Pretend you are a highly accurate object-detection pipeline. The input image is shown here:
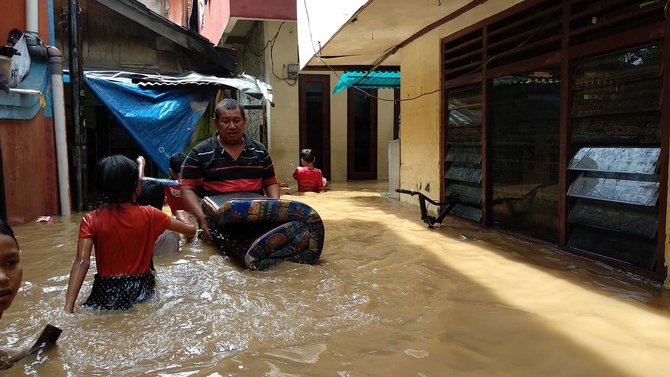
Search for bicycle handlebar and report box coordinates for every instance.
[395,188,447,206]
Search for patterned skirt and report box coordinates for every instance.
[82,273,155,311]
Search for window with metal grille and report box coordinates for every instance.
[445,85,482,222]
[567,43,662,270]
[569,0,665,46]
[486,0,562,70]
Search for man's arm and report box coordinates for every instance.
[181,185,211,241]
[265,183,280,199]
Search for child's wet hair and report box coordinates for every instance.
[0,218,17,246]
[300,149,315,163]
[95,155,139,206]
[137,181,164,210]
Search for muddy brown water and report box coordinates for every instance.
[3,181,670,376]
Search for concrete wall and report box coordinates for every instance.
[264,21,300,185]
[263,21,396,188]
[397,1,524,202]
[329,72,347,182]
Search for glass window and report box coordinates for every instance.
[567,43,662,270]
[445,85,482,222]
[489,69,560,242]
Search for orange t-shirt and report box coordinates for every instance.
[79,203,171,276]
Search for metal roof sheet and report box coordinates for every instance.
[332,71,400,94]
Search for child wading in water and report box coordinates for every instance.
[64,155,196,313]
[293,149,327,193]
[0,219,29,368]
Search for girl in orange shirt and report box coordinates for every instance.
[65,155,196,313]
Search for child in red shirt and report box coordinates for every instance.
[64,155,196,313]
[293,149,327,192]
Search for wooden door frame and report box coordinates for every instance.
[347,87,378,180]
[298,74,331,179]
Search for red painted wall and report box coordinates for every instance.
[230,0,296,21]
[0,111,59,225]
[200,0,230,45]
[0,1,58,225]
[169,0,187,27]
[0,0,51,46]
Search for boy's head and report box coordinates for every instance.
[169,152,186,179]
[300,149,315,166]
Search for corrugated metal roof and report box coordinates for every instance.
[332,71,400,94]
[82,71,273,104]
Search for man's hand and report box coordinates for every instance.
[197,215,212,242]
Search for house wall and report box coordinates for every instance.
[0,0,51,45]
[264,20,300,185]
[399,0,670,283]
[231,0,296,21]
[200,0,230,45]
[329,71,347,182]
[51,0,219,74]
[0,0,59,225]
[397,1,522,201]
[262,20,396,186]
[0,112,59,225]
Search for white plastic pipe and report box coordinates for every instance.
[26,0,39,34]
[51,68,71,216]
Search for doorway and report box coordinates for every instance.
[299,74,331,179]
[347,88,377,180]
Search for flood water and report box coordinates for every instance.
[3,181,670,376]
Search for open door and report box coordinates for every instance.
[299,74,331,180]
[347,88,377,180]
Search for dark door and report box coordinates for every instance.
[299,74,331,179]
[347,88,377,180]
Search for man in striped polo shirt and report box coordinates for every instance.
[180,98,280,241]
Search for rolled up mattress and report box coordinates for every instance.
[202,193,325,270]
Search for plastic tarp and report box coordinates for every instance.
[332,71,400,94]
[84,72,216,175]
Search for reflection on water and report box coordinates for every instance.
[3,181,670,376]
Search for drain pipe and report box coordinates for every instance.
[26,0,38,34]
[25,1,72,216]
[48,48,72,216]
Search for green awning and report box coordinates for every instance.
[332,71,400,94]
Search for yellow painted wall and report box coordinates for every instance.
[264,21,300,185]
[271,66,396,185]
[329,72,348,182]
[397,0,524,203]
[377,89,395,181]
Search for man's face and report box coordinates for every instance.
[215,107,246,145]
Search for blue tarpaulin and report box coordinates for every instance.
[332,71,400,94]
[84,73,215,175]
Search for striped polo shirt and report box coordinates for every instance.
[181,133,278,197]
